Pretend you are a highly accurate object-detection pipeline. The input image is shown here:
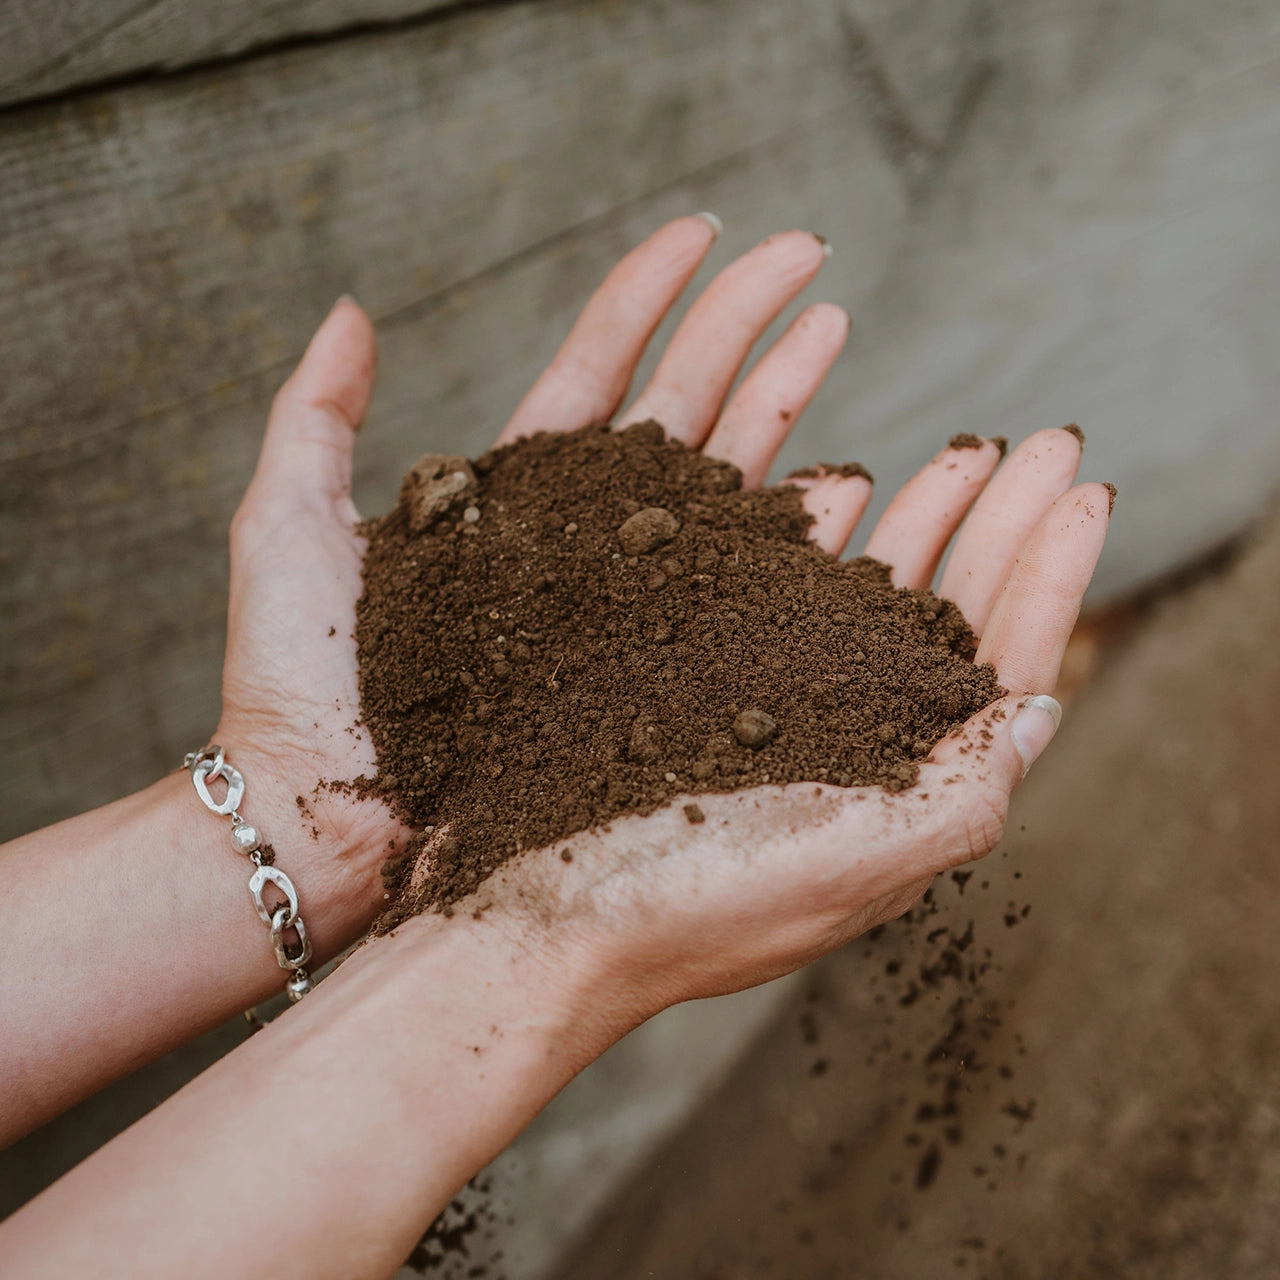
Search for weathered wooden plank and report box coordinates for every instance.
[1,0,858,464]
[0,0,884,840]
[0,0,470,108]
[5,0,1280,854]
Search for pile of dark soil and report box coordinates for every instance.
[356,422,1002,921]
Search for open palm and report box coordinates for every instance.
[218,216,1107,970]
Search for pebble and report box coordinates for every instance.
[463,506,481,524]
[733,708,779,749]
[618,507,680,556]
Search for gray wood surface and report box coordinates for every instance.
[0,0,468,107]
[0,0,879,841]
[5,0,1280,850]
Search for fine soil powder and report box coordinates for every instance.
[356,422,1002,921]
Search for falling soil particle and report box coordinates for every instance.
[355,421,1002,919]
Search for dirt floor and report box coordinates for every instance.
[557,503,1280,1280]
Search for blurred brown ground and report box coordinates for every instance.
[558,502,1280,1280]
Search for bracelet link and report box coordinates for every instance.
[249,863,300,929]
[271,905,313,971]
[183,743,316,1020]
[189,746,245,816]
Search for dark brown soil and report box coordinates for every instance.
[556,510,1280,1280]
[786,461,874,481]
[355,422,1002,920]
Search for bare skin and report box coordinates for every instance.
[0,217,1108,1276]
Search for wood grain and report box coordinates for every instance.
[6,0,1280,850]
[0,0,882,839]
[0,0,472,107]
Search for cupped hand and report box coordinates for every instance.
[220,215,1107,985]
[392,219,1108,1025]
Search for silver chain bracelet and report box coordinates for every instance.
[182,745,315,1019]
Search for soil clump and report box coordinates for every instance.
[355,422,1002,920]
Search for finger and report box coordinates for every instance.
[616,231,831,446]
[862,437,1004,588]
[497,215,721,445]
[976,483,1113,693]
[702,303,850,487]
[876,692,1064,877]
[788,470,874,556]
[254,297,377,518]
[939,426,1085,634]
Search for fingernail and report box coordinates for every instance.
[1062,423,1086,447]
[330,293,357,312]
[1103,482,1117,514]
[1011,695,1062,777]
[812,232,834,259]
[696,211,724,237]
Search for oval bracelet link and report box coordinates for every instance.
[270,904,313,971]
[192,752,245,816]
[182,744,316,1022]
[249,863,300,929]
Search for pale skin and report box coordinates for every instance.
[0,216,1109,1276]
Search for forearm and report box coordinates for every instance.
[0,911,615,1279]
[0,754,379,1144]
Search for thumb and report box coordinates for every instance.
[923,693,1063,791]
[906,693,1063,869]
[253,297,378,513]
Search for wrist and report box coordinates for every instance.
[200,727,399,956]
[371,902,635,1102]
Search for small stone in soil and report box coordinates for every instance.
[734,709,779,749]
[618,507,680,556]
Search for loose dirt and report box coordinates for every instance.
[355,422,1002,921]
[556,511,1280,1280]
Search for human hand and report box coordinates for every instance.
[215,217,846,953]
[376,218,1109,1030]
[221,216,1104,983]
[0,222,1105,1276]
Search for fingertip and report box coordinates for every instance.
[654,214,721,265]
[1051,481,1114,535]
[923,693,1045,798]
[1020,424,1084,466]
[936,435,1004,477]
[1010,694,1062,777]
[1079,480,1114,519]
[756,228,832,273]
[255,300,379,508]
[291,298,378,429]
[694,211,724,237]
[797,470,874,556]
[803,301,852,338]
